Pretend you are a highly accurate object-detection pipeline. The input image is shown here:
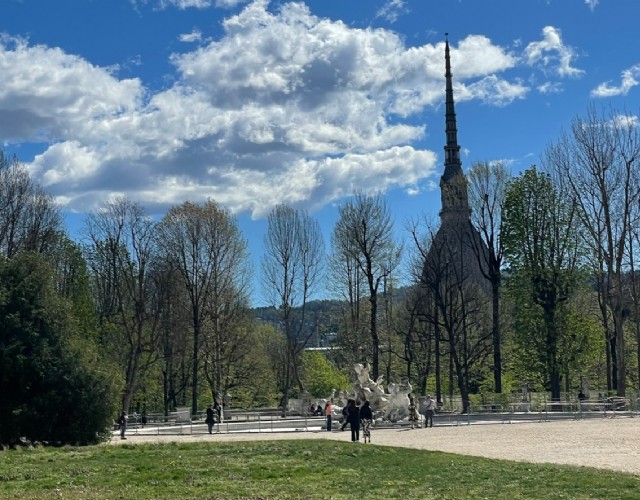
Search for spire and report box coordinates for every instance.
[439,34,470,220]
[443,33,461,182]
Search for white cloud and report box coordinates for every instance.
[611,114,639,129]
[524,26,584,78]
[456,76,529,107]
[584,0,598,11]
[216,0,250,7]
[591,64,640,98]
[0,36,143,143]
[537,81,563,94]
[2,2,534,218]
[376,0,408,23]
[159,0,211,8]
[179,30,203,43]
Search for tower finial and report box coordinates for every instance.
[439,33,470,219]
[443,34,459,179]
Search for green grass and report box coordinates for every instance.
[1,440,638,499]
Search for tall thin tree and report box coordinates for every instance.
[332,192,401,381]
[261,204,324,414]
[467,161,510,393]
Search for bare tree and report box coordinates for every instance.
[328,224,369,368]
[418,218,492,412]
[261,204,324,414]
[0,150,61,258]
[407,215,442,401]
[83,196,160,412]
[200,221,251,408]
[154,262,191,414]
[467,161,510,393]
[544,106,640,396]
[157,200,249,415]
[332,192,401,381]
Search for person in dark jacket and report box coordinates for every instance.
[118,411,128,440]
[347,400,361,442]
[360,400,373,443]
[341,399,354,431]
[205,404,215,434]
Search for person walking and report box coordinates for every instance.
[347,400,361,442]
[341,399,353,431]
[118,411,128,440]
[360,400,373,443]
[325,401,333,431]
[205,404,215,434]
[423,395,436,428]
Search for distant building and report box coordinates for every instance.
[423,35,489,291]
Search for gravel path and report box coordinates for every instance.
[111,418,640,475]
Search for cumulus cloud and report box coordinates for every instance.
[524,26,584,78]
[2,1,528,218]
[0,36,143,143]
[591,64,640,98]
[458,76,529,106]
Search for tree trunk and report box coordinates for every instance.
[370,293,379,381]
[491,275,502,393]
[192,313,200,416]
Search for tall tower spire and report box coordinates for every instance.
[440,33,470,220]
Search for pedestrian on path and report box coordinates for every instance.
[360,400,373,443]
[325,401,333,431]
[423,395,436,428]
[347,400,361,442]
[118,411,128,440]
[205,405,215,434]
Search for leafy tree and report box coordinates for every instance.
[0,253,119,444]
[300,351,349,398]
[229,323,282,408]
[502,167,583,400]
[544,106,640,396]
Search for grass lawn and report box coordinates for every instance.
[1,439,638,499]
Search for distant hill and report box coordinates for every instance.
[252,285,416,347]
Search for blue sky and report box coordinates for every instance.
[2,0,639,305]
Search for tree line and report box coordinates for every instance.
[1,105,639,443]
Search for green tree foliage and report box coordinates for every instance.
[0,253,119,444]
[502,167,583,400]
[544,106,640,396]
[300,351,349,398]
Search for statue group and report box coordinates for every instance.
[318,363,418,423]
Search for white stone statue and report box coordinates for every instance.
[385,380,413,422]
[352,363,388,413]
[322,364,418,424]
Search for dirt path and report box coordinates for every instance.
[111,418,640,475]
